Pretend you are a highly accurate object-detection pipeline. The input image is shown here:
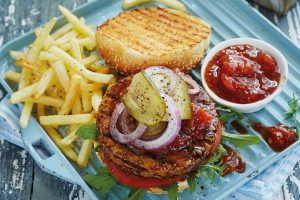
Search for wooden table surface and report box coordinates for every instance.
[0,0,300,199]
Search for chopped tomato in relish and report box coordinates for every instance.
[205,45,280,104]
[221,145,245,176]
[252,123,297,152]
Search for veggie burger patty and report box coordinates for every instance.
[96,76,222,183]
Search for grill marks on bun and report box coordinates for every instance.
[96,7,211,75]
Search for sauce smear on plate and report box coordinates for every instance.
[204,44,280,104]
[252,123,297,151]
[221,145,246,176]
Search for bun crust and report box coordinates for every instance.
[96,7,211,75]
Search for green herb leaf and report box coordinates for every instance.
[285,94,300,137]
[94,144,102,152]
[186,174,197,192]
[76,123,98,139]
[198,144,227,182]
[222,131,260,149]
[285,94,300,120]
[84,167,116,196]
[162,183,179,200]
[296,127,300,137]
[123,188,147,200]
[96,166,110,174]
[216,106,244,123]
[217,144,227,154]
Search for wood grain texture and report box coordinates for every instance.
[0,138,33,200]
[31,164,88,200]
[0,0,89,199]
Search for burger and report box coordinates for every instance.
[94,6,220,194]
[95,66,222,193]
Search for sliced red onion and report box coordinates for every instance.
[131,94,181,150]
[109,103,147,144]
[144,66,179,95]
[177,71,200,94]
[119,108,132,134]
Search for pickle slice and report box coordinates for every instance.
[151,74,192,120]
[172,77,192,119]
[122,72,166,126]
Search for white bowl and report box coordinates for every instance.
[200,38,288,113]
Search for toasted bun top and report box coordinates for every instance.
[96,7,211,75]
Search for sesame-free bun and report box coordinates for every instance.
[96,7,211,75]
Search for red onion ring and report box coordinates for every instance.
[120,108,134,134]
[109,103,147,144]
[177,71,200,95]
[131,94,181,150]
[144,66,180,95]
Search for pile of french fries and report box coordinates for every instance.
[5,5,116,168]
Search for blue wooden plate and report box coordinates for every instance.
[0,0,300,199]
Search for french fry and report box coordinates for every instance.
[81,81,93,113]
[44,126,78,161]
[27,17,57,61]
[67,67,80,77]
[9,6,118,167]
[10,83,38,103]
[36,104,78,161]
[32,69,54,99]
[25,95,64,107]
[54,30,77,46]
[59,43,71,51]
[72,96,83,114]
[9,51,25,60]
[59,125,79,146]
[50,46,113,83]
[58,75,81,115]
[81,83,104,93]
[91,91,102,111]
[79,37,96,50]
[60,37,96,51]
[45,82,66,100]
[70,37,82,61]
[88,64,110,74]
[5,70,21,82]
[36,103,46,116]
[52,61,70,92]
[77,139,93,168]
[34,27,42,37]
[39,51,58,62]
[35,27,55,50]
[60,132,78,146]
[20,101,34,128]
[107,76,117,90]
[18,68,32,90]
[122,0,186,12]
[15,58,44,72]
[58,5,94,38]
[81,53,99,67]
[51,23,73,40]
[39,114,93,125]
[81,90,92,113]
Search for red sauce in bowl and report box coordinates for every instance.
[204,44,281,104]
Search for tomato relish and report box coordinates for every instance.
[221,145,245,176]
[252,123,297,152]
[204,44,281,104]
